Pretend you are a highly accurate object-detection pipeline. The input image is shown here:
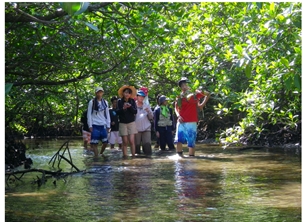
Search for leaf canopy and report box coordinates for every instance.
[5,2,301,144]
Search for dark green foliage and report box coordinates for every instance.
[5,2,301,146]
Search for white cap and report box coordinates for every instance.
[95,87,104,93]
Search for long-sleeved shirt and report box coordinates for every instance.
[81,110,90,132]
[87,98,111,128]
[109,108,119,131]
[116,98,137,123]
[135,103,153,132]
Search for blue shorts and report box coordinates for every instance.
[174,122,197,148]
[90,125,108,144]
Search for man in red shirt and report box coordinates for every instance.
[174,77,210,157]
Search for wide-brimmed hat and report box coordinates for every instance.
[118,85,137,98]
[178,77,190,87]
[95,87,104,93]
[159,95,169,104]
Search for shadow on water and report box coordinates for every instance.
[5,139,301,222]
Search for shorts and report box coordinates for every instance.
[90,125,108,144]
[82,130,91,143]
[119,122,138,136]
[174,122,197,148]
[108,131,122,145]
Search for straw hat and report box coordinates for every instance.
[118,85,137,98]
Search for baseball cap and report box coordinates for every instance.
[95,87,104,93]
[137,90,146,97]
[158,95,169,104]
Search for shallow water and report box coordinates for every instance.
[5,139,301,221]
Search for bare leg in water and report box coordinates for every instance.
[91,144,98,158]
[122,135,129,157]
[99,143,107,157]
[128,134,136,157]
[122,135,136,157]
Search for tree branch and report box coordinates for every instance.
[5,3,114,23]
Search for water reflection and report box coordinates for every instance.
[174,160,207,199]
[5,139,301,221]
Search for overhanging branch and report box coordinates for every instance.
[11,44,141,86]
[5,3,114,23]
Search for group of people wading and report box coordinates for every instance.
[81,77,210,159]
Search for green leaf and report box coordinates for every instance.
[5,83,13,95]
[269,2,275,12]
[285,76,292,90]
[288,112,293,119]
[294,47,301,54]
[193,79,200,89]
[245,63,252,78]
[61,2,81,16]
[256,2,263,10]
[276,14,285,21]
[294,74,301,90]
[294,20,301,29]
[234,44,243,55]
[280,57,289,68]
[74,2,90,15]
[85,22,98,31]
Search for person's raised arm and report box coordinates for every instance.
[198,91,211,110]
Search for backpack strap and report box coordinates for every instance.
[91,98,108,119]
[103,99,107,119]
[91,98,95,114]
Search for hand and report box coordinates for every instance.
[123,103,131,109]
[111,121,115,125]
[156,131,160,138]
[178,116,184,123]
[89,127,93,132]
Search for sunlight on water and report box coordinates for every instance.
[5,139,301,221]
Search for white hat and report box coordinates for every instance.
[95,87,104,93]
